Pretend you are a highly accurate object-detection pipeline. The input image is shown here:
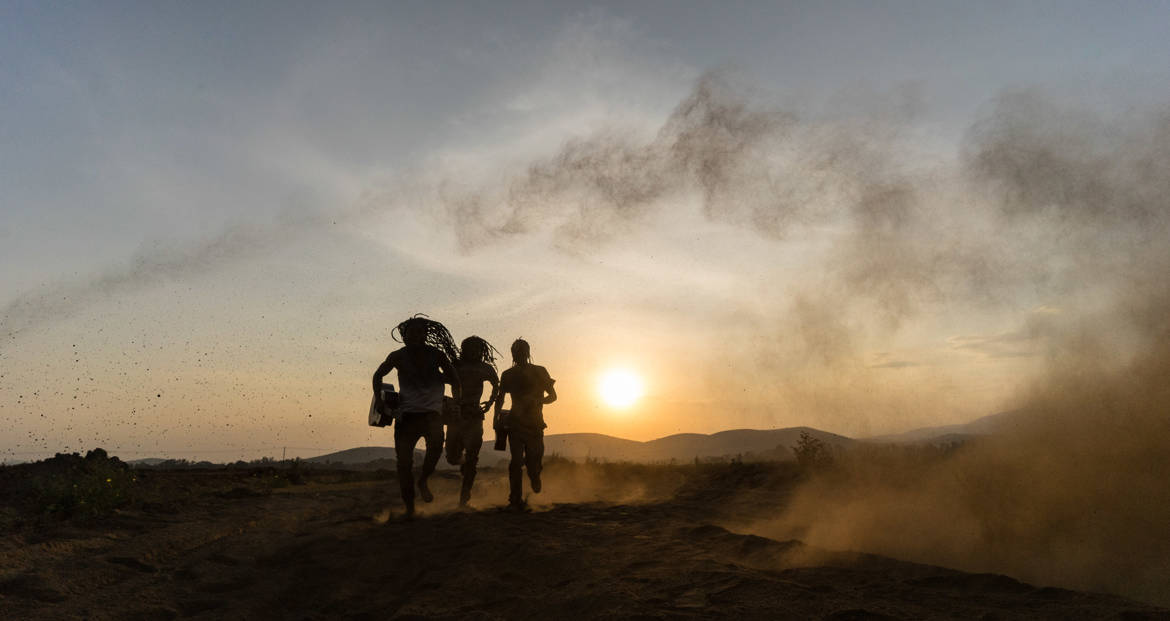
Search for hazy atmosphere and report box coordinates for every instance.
[7,4,1170,618]
[4,1,1170,462]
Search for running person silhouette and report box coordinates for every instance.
[494,338,556,510]
[372,315,461,519]
[446,336,500,507]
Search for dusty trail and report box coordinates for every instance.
[2,471,1166,620]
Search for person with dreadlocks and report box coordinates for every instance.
[372,315,461,519]
[494,338,556,510]
[446,336,500,507]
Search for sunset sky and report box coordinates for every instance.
[4,2,1169,461]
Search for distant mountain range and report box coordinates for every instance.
[862,411,1020,445]
[127,458,169,466]
[305,427,855,465]
[302,447,399,465]
[543,427,855,462]
[120,412,1024,467]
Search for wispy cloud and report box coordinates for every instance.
[947,307,1062,359]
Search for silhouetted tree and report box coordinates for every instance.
[792,431,833,469]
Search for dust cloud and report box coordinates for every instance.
[749,311,1170,604]
[743,91,1170,605]
[4,71,986,439]
[6,71,1169,584]
[424,73,1116,434]
[529,458,688,506]
[424,79,1170,608]
[0,217,322,345]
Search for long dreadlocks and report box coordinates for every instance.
[392,314,459,364]
[459,336,500,371]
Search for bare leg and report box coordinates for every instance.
[527,433,544,493]
[394,419,420,517]
[445,418,464,466]
[508,432,526,506]
[460,418,483,506]
[418,412,444,503]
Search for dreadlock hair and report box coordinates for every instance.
[510,338,531,366]
[393,314,459,363]
[459,336,500,370]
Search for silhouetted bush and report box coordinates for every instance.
[3,449,138,519]
[792,431,834,470]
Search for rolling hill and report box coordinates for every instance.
[542,427,854,462]
[307,427,854,465]
[863,410,1022,444]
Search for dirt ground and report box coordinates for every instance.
[2,462,1167,620]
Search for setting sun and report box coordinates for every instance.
[599,369,644,409]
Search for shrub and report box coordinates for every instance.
[20,449,138,518]
[792,431,833,470]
